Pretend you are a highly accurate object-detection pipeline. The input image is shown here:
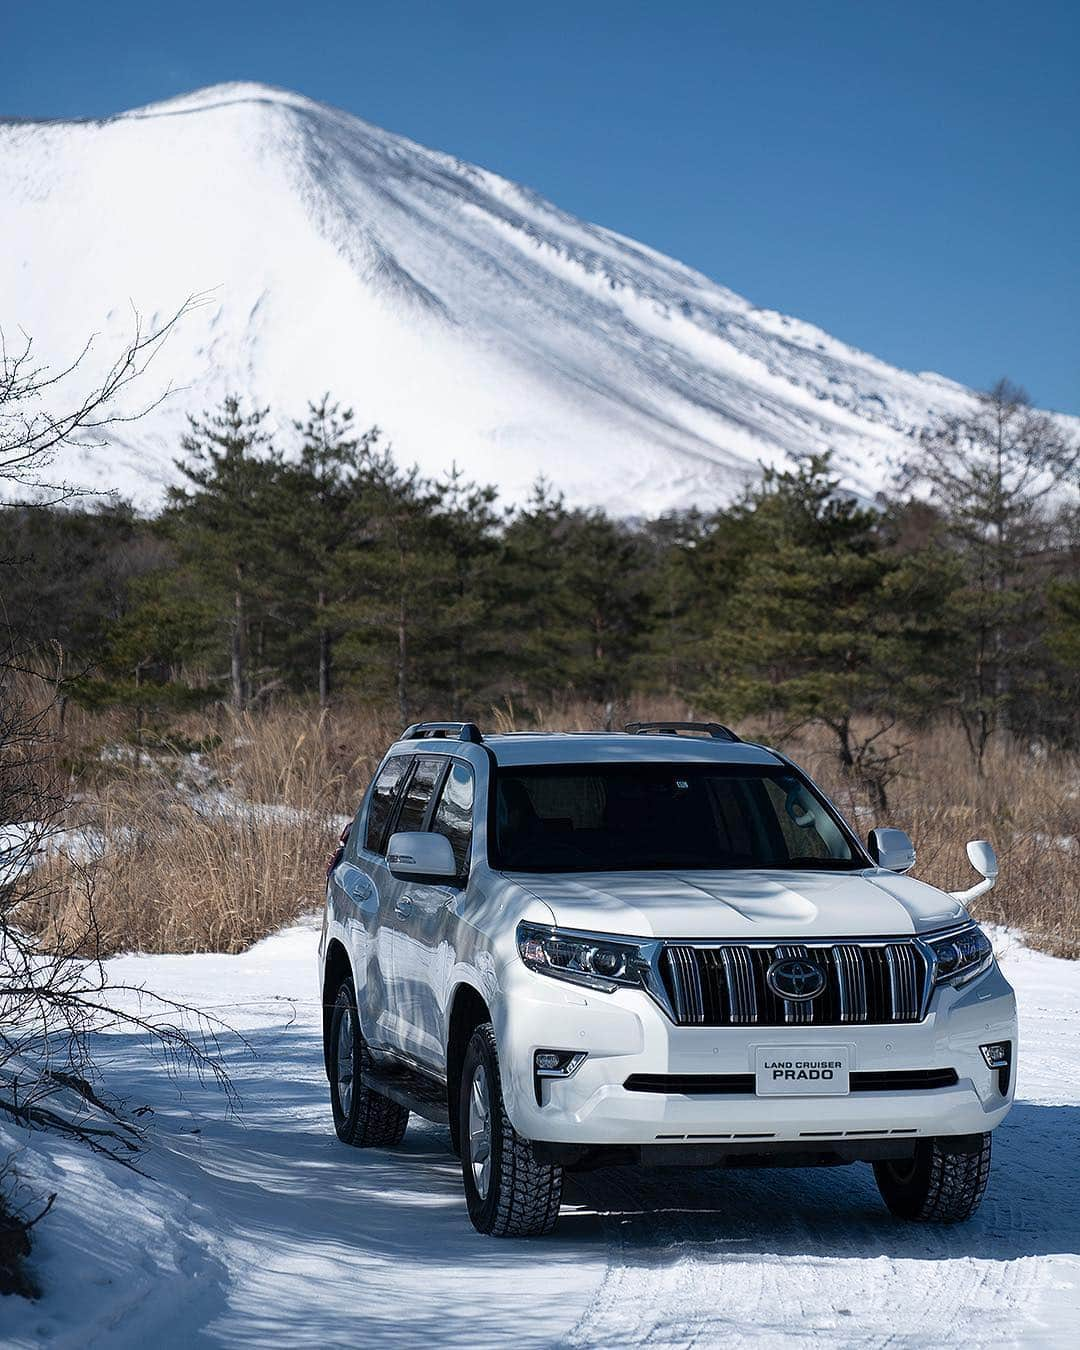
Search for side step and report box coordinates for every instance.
[365,1062,449,1126]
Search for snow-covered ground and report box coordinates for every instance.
[3,921,1078,1348]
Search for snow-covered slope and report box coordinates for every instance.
[1,82,1069,513]
[3,920,1078,1347]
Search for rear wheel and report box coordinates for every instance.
[328,978,409,1147]
[460,1023,562,1237]
[874,1133,991,1222]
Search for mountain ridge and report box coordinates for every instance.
[2,82,1069,512]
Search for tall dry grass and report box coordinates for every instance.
[21,696,1080,959]
[27,706,396,955]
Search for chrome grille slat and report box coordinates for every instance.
[660,940,927,1028]
[662,946,688,1022]
[681,945,706,1023]
[832,943,868,1023]
[885,943,919,1021]
[718,946,758,1023]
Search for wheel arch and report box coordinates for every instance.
[321,938,355,1079]
[445,980,492,1153]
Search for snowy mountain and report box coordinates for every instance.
[0,82,1065,513]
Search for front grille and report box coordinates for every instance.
[658,940,929,1027]
[624,1068,958,1095]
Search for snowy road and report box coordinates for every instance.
[4,921,1078,1348]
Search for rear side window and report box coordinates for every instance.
[430,762,475,877]
[365,758,409,854]
[393,756,445,834]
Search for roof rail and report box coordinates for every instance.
[400,721,484,744]
[625,720,741,743]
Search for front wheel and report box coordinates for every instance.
[874,1133,991,1222]
[328,978,409,1147]
[460,1023,562,1237]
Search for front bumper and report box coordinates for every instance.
[493,957,1017,1147]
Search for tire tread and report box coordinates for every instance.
[331,982,409,1148]
[466,1023,562,1237]
[874,1132,991,1223]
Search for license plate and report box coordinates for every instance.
[755,1046,850,1095]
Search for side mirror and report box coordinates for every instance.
[949,839,998,902]
[386,831,457,881]
[966,839,998,879]
[867,827,916,874]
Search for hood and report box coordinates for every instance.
[505,868,966,941]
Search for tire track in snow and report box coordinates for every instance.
[565,1148,1052,1348]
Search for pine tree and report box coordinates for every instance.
[166,395,282,709]
[337,448,449,724]
[279,397,380,705]
[431,464,502,708]
[897,380,1080,770]
[694,453,951,810]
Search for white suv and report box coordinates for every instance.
[319,721,1016,1236]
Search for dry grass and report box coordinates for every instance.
[20,695,1080,959]
[26,706,397,956]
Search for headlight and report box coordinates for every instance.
[926,922,994,986]
[516,922,652,993]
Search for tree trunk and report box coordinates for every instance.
[231,585,245,710]
[397,591,408,727]
[832,717,855,773]
[317,589,331,707]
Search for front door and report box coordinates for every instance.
[395,759,476,1071]
[379,754,447,1058]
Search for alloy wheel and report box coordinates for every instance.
[336,1005,355,1116]
[468,1063,492,1199]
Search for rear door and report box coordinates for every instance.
[345,754,410,1051]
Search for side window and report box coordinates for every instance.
[342,805,364,862]
[393,756,445,834]
[364,757,409,854]
[430,761,475,877]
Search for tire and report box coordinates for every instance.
[459,1023,562,1237]
[873,1133,992,1223]
[328,978,409,1147]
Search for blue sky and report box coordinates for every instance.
[5,1,1079,414]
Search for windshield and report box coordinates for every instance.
[491,763,862,873]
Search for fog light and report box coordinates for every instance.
[980,1042,1010,1069]
[980,1040,1012,1095]
[534,1049,586,1076]
[533,1049,587,1104]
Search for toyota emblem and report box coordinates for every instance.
[766,957,827,1001]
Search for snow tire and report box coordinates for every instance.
[874,1132,992,1223]
[460,1022,562,1237]
[329,978,409,1148]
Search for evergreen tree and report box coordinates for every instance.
[337,448,450,723]
[897,380,1080,770]
[492,480,580,701]
[432,464,502,707]
[165,396,282,708]
[278,397,380,705]
[694,453,951,809]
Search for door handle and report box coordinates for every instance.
[394,897,413,918]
